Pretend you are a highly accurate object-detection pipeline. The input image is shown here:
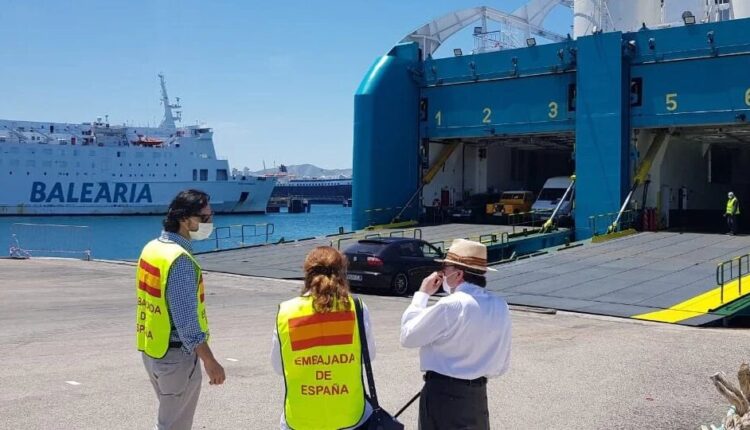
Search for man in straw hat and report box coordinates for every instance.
[400,238,511,430]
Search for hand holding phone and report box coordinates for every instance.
[419,271,442,295]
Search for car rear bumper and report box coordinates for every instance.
[346,270,390,289]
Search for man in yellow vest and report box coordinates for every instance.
[726,191,740,235]
[137,189,225,430]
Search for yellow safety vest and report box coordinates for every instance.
[277,296,365,430]
[727,197,740,215]
[136,239,209,359]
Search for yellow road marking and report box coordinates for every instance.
[633,275,750,323]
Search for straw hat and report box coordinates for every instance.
[437,238,497,273]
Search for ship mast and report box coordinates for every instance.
[158,73,182,130]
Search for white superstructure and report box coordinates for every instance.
[0,75,275,215]
[575,0,750,37]
[574,0,661,37]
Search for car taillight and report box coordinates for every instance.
[367,256,383,267]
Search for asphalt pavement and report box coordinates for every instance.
[1,258,747,429]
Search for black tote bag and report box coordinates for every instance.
[354,298,405,430]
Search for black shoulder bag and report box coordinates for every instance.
[354,298,405,430]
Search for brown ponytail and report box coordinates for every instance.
[302,246,351,313]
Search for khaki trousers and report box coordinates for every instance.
[142,349,202,430]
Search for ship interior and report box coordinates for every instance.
[422,134,574,227]
[641,125,750,234]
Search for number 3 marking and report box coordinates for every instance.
[548,101,558,119]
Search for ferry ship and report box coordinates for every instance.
[0,75,275,215]
[267,165,351,204]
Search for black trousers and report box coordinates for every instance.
[418,372,489,430]
[728,214,739,235]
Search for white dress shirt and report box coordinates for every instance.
[271,299,375,430]
[400,282,511,380]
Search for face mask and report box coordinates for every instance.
[189,222,213,240]
[441,272,458,294]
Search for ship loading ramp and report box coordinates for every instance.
[195,222,570,280]
[489,231,750,327]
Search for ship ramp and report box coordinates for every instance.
[197,223,568,279]
[489,232,750,326]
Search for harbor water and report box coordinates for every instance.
[3,205,352,260]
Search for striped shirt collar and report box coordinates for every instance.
[159,230,193,254]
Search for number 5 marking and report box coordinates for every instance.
[666,93,678,111]
[548,101,558,119]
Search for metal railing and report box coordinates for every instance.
[588,210,637,236]
[9,223,92,260]
[505,210,546,234]
[210,223,275,250]
[716,254,750,304]
[332,228,423,250]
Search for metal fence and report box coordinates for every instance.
[9,223,92,260]
[332,228,423,250]
[208,223,275,250]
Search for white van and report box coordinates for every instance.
[532,176,574,219]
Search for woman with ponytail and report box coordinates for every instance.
[271,246,376,429]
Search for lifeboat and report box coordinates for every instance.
[131,135,164,146]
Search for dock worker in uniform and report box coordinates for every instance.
[271,246,375,430]
[726,191,740,235]
[400,238,511,430]
[137,189,226,430]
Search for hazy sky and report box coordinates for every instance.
[0,1,571,171]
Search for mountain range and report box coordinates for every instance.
[250,164,352,178]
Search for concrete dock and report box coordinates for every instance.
[1,258,748,429]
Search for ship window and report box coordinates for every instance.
[192,169,197,181]
[200,169,208,181]
[216,169,228,181]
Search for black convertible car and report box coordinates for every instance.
[343,238,444,296]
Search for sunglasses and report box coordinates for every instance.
[194,212,214,223]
